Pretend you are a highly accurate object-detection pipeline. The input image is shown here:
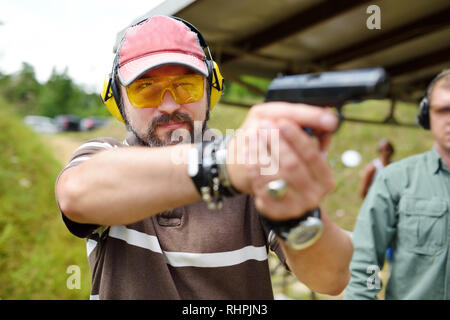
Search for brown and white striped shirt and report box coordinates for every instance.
[56,135,286,300]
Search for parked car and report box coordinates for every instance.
[80,116,108,131]
[54,115,81,131]
[23,115,59,134]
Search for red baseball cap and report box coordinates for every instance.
[117,15,208,86]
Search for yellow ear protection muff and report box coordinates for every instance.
[101,16,224,124]
[417,70,450,130]
[101,72,124,123]
[209,60,224,109]
[101,50,126,123]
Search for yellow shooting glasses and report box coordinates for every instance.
[125,73,205,109]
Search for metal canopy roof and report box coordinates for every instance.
[127,0,449,104]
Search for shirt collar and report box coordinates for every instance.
[430,146,449,174]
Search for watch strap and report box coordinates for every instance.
[260,207,322,242]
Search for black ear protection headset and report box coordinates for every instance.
[101,16,224,124]
[417,70,450,130]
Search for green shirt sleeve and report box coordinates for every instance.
[344,170,398,300]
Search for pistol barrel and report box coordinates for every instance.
[265,67,389,107]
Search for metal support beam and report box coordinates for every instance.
[315,8,450,67]
[342,117,418,128]
[219,100,253,108]
[219,100,419,128]
[222,72,266,96]
[382,98,398,124]
[386,46,450,77]
[221,0,372,65]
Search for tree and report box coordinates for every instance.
[36,67,74,117]
[0,63,115,118]
[2,63,41,114]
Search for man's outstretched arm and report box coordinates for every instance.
[244,113,352,296]
[56,144,201,226]
[56,102,340,228]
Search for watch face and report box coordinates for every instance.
[286,217,324,250]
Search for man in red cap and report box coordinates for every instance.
[55,15,352,300]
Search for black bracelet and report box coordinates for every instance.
[202,140,224,210]
[188,136,242,210]
[188,140,223,210]
[187,142,205,196]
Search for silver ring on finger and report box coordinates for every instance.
[266,179,288,200]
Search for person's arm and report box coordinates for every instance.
[360,164,376,198]
[56,102,338,228]
[280,212,353,295]
[56,144,202,226]
[243,112,352,295]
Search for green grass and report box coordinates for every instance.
[208,103,249,132]
[0,98,90,299]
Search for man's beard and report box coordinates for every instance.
[126,111,198,147]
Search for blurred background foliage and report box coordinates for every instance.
[0,98,91,299]
[0,64,434,299]
[0,62,109,118]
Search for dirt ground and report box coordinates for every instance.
[43,120,128,164]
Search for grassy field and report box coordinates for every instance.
[0,99,91,299]
[0,97,434,300]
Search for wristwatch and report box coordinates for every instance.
[260,208,323,250]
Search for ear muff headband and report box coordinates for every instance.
[101,16,224,123]
[418,70,450,130]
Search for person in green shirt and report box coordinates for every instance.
[345,69,450,300]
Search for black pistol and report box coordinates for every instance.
[262,68,389,243]
[265,67,390,130]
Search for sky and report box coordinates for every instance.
[0,0,165,93]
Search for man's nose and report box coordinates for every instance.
[157,89,180,114]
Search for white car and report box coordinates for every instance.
[24,115,59,134]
